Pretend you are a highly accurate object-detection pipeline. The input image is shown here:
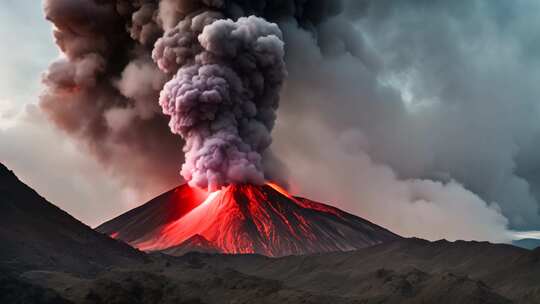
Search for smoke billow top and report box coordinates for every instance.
[41,0,337,191]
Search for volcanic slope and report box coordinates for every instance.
[97,183,400,256]
[0,163,144,275]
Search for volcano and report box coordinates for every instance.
[97,183,399,257]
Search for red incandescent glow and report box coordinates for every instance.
[134,183,287,252]
[132,182,346,255]
[103,182,398,257]
[266,182,294,199]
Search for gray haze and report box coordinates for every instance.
[1,0,540,239]
[271,0,540,240]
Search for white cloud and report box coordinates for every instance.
[513,231,540,240]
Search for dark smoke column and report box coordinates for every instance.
[154,10,286,191]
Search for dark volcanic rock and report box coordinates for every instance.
[194,238,539,303]
[0,271,72,304]
[3,162,540,303]
[26,252,514,304]
[161,234,223,256]
[0,163,145,275]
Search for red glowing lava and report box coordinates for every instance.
[97,183,400,257]
[266,182,293,198]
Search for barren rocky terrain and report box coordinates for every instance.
[2,162,539,304]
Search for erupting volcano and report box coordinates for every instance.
[97,183,399,257]
[42,0,403,257]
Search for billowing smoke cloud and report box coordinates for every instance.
[40,0,181,196]
[158,16,285,190]
[40,0,334,192]
[39,0,540,240]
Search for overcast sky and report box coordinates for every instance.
[1,1,540,242]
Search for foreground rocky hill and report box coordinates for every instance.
[2,162,539,303]
[199,238,540,303]
[0,163,145,276]
[17,250,515,304]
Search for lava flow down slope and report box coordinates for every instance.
[97,183,400,257]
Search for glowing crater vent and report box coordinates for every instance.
[97,183,400,257]
[199,190,221,207]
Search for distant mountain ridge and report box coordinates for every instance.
[513,238,540,250]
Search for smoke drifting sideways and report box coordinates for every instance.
[40,0,337,192]
[271,0,540,240]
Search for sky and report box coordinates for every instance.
[0,1,54,114]
[1,0,540,242]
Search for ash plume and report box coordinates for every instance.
[158,16,285,190]
[40,0,339,191]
